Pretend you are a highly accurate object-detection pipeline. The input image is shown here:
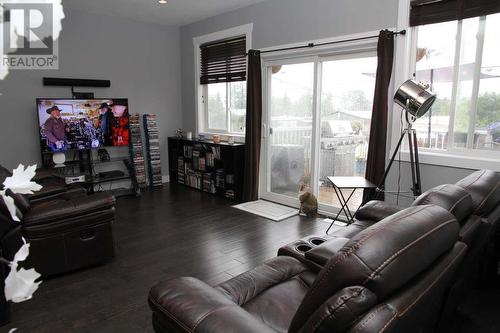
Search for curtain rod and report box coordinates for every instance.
[248,30,406,56]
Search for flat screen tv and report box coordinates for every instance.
[36,98,130,153]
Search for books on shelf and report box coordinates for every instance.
[186,170,202,190]
[205,152,214,168]
[169,137,244,201]
[192,150,200,170]
[199,157,206,172]
[184,145,193,158]
[211,146,221,160]
[215,169,225,189]
[202,172,216,194]
[177,157,185,184]
[225,190,235,200]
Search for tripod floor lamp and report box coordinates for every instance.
[378,80,437,197]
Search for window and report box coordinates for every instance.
[413,13,500,155]
[205,81,247,133]
[194,24,252,136]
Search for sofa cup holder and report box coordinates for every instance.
[310,238,326,246]
[296,244,313,253]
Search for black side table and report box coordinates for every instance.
[326,176,377,234]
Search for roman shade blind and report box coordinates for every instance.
[410,0,500,26]
[200,36,247,85]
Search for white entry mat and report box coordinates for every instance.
[233,200,299,222]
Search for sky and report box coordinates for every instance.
[270,56,377,107]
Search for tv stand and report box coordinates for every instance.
[41,148,141,197]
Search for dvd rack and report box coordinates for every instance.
[143,114,163,188]
[168,137,245,201]
[129,114,147,189]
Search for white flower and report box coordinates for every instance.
[0,193,19,222]
[4,239,42,303]
[3,164,42,194]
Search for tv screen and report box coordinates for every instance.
[37,98,130,153]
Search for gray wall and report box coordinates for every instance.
[180,0,399,133]
[0,9,181,173]
[385,162,477,207]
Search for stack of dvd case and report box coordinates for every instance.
[143,114,163,188]
[177,157,185,184]
[202,173,216,194]
[215,169,225,189]
[184,145,193,158]
[129,114,147,189]
[205,152,214,168]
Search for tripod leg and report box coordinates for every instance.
[378,130,407,191]
[407,131,418,197]
[412,130,422,195]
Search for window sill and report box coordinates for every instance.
[397,150,500,172]
[199,132,246,143]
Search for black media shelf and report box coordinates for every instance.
[168,137,245,202]
[41,147,141,197]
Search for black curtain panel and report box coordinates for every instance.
[363,30,395,204]
[242,50,263,202]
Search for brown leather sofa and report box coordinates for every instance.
[148,205,466,333]
[277,169,500,333]
[278,170,499,275]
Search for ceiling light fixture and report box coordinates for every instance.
[158,0,167,4]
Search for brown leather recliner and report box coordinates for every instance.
[148,205,466,333]
[0,189,116,277]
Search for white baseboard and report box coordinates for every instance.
[162,175,170,183]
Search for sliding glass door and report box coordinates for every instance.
[318,55,377,210]
[261,52,377,213]
[266,62,315,202]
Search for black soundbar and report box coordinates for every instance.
[43,77,111,88]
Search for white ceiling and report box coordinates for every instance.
[63,0,269,27]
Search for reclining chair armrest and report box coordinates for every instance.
[23,192,115,226]
[28,185,86,204]
[149,277,276,333]
[305,237,351,266]
[355,200,404,222]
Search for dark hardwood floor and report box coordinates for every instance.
[6,184,328,332]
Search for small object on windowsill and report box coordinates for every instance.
[198,134,205,141]
[186,132,193,140]
[227,136,235,145]
[175,128,184,139]
[212,135,221,144]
